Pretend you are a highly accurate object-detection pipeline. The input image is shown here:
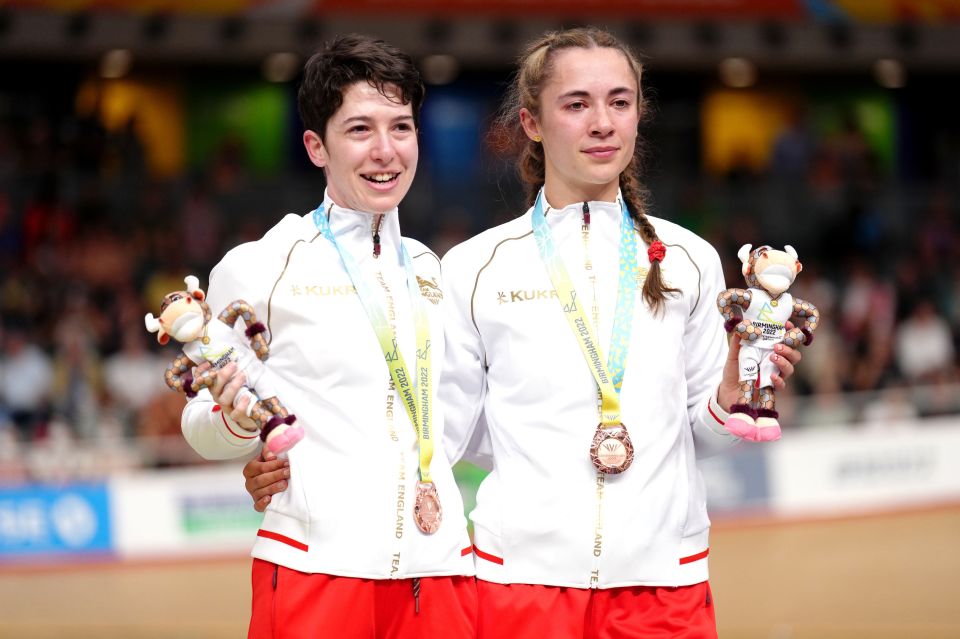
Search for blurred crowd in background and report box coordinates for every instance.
[1,57,959,482]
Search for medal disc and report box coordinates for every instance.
[413,481,442,534]
[590,423,634,474]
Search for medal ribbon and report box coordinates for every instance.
[312,205,434,483]
[531,190,638,427]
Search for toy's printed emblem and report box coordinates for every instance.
[758,302,777,322]
[417,276,443,305]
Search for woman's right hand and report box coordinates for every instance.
[243,449,290,512]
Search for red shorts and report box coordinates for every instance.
[248,559,477,639]
[477,579,717,639]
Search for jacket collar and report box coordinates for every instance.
[309,189,404,266]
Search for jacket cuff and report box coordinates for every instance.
[210,405,260,442]
[706,392,731,436]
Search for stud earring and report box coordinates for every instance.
[533,135,542,143]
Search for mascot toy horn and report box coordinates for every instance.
[145,275,304,454]
[716,245,820,442]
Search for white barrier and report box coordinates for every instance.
[109,463,258,559]
[767,417,960,517]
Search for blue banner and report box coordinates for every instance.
[0,483,113,557]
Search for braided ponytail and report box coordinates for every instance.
[520,141,546,208]
[619,161,679,315]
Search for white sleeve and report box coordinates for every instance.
[181,390,262,459]
[180,253,263,460]
[439,248,491,469]
[684,245,740,459]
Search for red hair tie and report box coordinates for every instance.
[648,240,666,263]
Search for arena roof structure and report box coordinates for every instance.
[1,1,959,69]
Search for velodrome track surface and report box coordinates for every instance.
[1,504,957,639]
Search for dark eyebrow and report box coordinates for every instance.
[341,114,414,127]
[557,87,636,101]
[557,90,591,101]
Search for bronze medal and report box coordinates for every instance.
[590,423,634,474]
[413,481,442,534]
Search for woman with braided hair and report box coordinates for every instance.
[437,27,804,637]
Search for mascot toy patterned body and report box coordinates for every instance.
[145,276,304,454]
[717,245,820,442]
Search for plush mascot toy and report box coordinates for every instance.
[716,245,820,442]
[145,276,304,454]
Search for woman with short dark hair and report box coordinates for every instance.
[182,34,476,638]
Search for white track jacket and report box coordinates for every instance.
[181,192,474,579]
[441,194,738,589]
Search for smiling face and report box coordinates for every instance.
[520,46,640,207]
[303,81,418,214]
